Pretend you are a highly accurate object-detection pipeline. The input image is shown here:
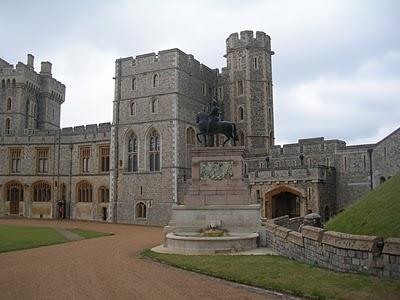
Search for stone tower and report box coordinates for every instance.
[221,31,275,155]
[0,54,65,137]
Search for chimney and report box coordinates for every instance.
[27,54,34,69]
[40,61,52,76]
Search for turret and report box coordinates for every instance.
[40,61,52,77]
[223,30,275,155]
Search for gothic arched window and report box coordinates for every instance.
[136,202,147,218]
[151,98,158,113]
[131,77,136,90]
[130,102,136,116]
[152,73,159,87]
[127,133,138,172]
[238,106,244,121]
[186,127,196,145]
[149,130,160,171]
[99,186,109,203]
[7,98,12,111]
[77,181,93,202]
[239,131,245,146]
[32,181,52,202]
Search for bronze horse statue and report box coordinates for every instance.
[196,111,239,146]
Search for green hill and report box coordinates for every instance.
[326,173,400,238]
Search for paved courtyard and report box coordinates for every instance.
[0,219,287,300]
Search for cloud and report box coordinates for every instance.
[42,42,117,127]
[275,50,400,144]
[1,0,398,145]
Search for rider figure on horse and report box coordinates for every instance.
[207,99,220,134]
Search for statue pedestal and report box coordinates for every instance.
[163,147,261,254]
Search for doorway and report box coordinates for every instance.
[264,186,303,219]
[102,207,108,221]
[271,192,300,218]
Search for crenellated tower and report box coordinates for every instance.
[220,30,275,155]
[0,54,65,137]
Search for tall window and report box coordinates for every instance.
[151,98,158,113]
[7,98,12,111]
[136,202,147,218]
[130,101,136,116]
[202,82,207,96]
[77,181,93,202]
[99,186,109,203]
[80,147,90,173]
[149,130,160,171]
[33,182,51,202]
[238,80,244,95]
[254,57,259,69]
[5,118,11,133]
[10,148,22,173]
[99,145,110,172]
[238,106,244,121]
[128,134,138,172]
[36,148,49,173]
[239,131,245,146]
[343,156,347,170]
[131,77,136,90]
[152,73,159,87]
[217,86,223,101]
[186,127,196,145]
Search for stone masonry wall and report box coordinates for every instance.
[265,219,400,279]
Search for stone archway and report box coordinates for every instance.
[264,186,304,219]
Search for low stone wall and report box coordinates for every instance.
[265,220,400,279]
[270,215,304,231]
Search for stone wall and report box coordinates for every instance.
[265,219,400,279]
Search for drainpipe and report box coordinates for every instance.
[367,148,373,190]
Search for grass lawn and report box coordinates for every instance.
[143,250,400,300]
[326,174,400,238]
[70,228,110,239]
[0,225,66,253]
[0,225,109,253]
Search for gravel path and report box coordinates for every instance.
[0,219,290,300]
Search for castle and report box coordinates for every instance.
[1,31,399,225]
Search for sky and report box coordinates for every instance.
[1,0,399,145]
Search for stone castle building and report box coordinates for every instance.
[1,31,399,225]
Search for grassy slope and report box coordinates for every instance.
[0,225,66,252]
[326,174,400,238]
[143,250,400,300]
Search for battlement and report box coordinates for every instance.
[61,122,111,135]
[0,123,111,145]
[271,137,347,157]
[0,54,65,97]
[226,30,272,51]
[117,48,217,81]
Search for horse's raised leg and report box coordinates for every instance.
[196,133,203,144]
[222,137,230,147]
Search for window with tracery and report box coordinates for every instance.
[128,134,138,172]
[77,181,93,202]
[149,130,160,171]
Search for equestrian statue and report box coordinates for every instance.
[196,100,239,147]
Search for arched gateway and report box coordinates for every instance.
[264,186,304,219]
